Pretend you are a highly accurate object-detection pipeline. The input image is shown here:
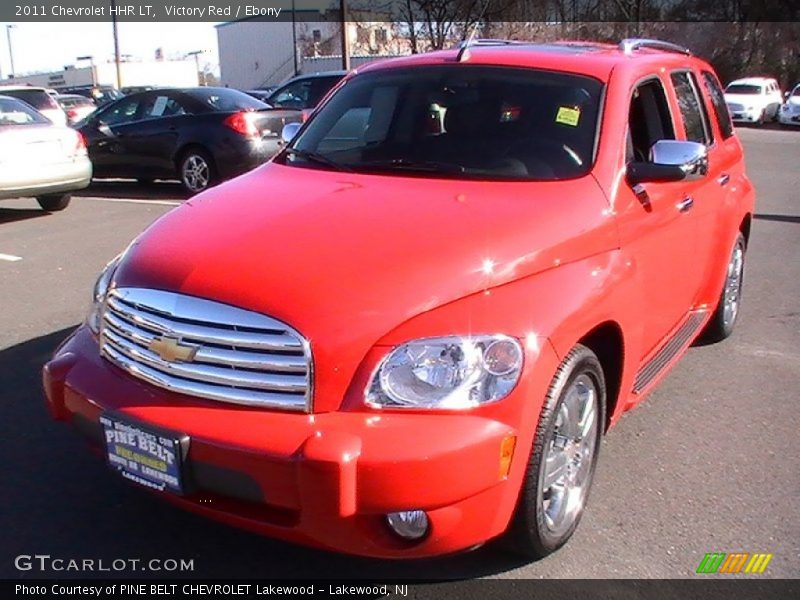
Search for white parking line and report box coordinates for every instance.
[0,253,22,262]
[79,197,182,207]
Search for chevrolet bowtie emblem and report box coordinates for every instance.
[148,336,199,363]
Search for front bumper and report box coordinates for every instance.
[778,111,800,126]
[43,326,556,558]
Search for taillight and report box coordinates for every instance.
[67,109,78,119]
[224,111,260,138]
[74,131,87,155]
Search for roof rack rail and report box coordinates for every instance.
[619,38,692,56]
[456,39,520,62]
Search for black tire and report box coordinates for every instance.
[36,194,71,212]
[701,233,746,343]
[503,344,606,558]
[177,148,215,195]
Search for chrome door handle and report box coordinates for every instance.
[717,173,730,186]
[676,197,694,212]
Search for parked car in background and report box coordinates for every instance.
[57,94,97,126]
[264,71,346,109]
[62,85,124,107]
[778,83,800,127]
[77,87,301,193]
[724,77,783,125]
[44,39,754,559]
[121,85,155,96]
[243,89,273,103]
[0,85,67,126]
[0,95,91,211]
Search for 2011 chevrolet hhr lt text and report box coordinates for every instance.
[44,39,755,559]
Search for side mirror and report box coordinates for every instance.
[97,120,113,137]
[785,91,791,100]
[281,122,302,144]
[627,140,708,185]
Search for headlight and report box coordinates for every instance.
[87,254,122,334]
[366,335,523,409]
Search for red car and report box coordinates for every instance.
[44,38,754,559]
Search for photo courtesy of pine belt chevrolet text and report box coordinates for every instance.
[42,38,755,559]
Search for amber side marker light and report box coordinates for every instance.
[499,435,517,478]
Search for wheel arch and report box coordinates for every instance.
[576,321,625,432]
[739,212,752,248]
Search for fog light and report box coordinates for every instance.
[386,510,429,540]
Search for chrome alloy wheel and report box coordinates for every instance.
[722,241,745,328]
[541,374,600,536]
[182,154,210,192]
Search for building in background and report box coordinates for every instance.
[217,16,410,90]
[1,58,199,90]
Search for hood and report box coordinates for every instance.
[115,163,616,410]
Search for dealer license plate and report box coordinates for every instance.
[100,415,185,494]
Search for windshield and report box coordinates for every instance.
[184,88,267,112]
[725,84,763,95]
[791,87,800,98]
[280,66,603,181]
[0,96,50,125]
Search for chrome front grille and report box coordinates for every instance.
[99,288,312,411]
[727,102,745,112]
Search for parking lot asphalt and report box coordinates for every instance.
[0,127,798,580]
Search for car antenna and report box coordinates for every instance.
[457,0,492,63]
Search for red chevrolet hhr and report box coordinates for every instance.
[44,39,754,559]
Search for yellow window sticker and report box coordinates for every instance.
[556,106,581,127]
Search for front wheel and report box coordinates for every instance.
[37,194,71,211]
[178,149,215,194]
[701,233,746,343]
[503,344,606,558]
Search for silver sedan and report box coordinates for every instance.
[0,95,92,211]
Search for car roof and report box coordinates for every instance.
[0,85,48,92]
[287,71,347,81]
[355,39,707,81]
[727,77,774,86]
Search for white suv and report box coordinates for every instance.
[724,77,783,125]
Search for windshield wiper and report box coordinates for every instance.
[284,147,352,172]
[358,158,466,174]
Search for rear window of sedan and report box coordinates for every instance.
[285,66,603,181]
[0,96,50,125]
[2,88,58,110]
[184,88,267,112]
[725,84,763,95]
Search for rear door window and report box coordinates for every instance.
[701,71,734,140]
[670,71,712,145]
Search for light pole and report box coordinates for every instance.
[111,0,122,88]
[339,0,350,70]
[187,51,205,86]
[6,25,17,77]
[291,0,298,76]
[77,55,96,85]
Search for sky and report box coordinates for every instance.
[0,22,222,78]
